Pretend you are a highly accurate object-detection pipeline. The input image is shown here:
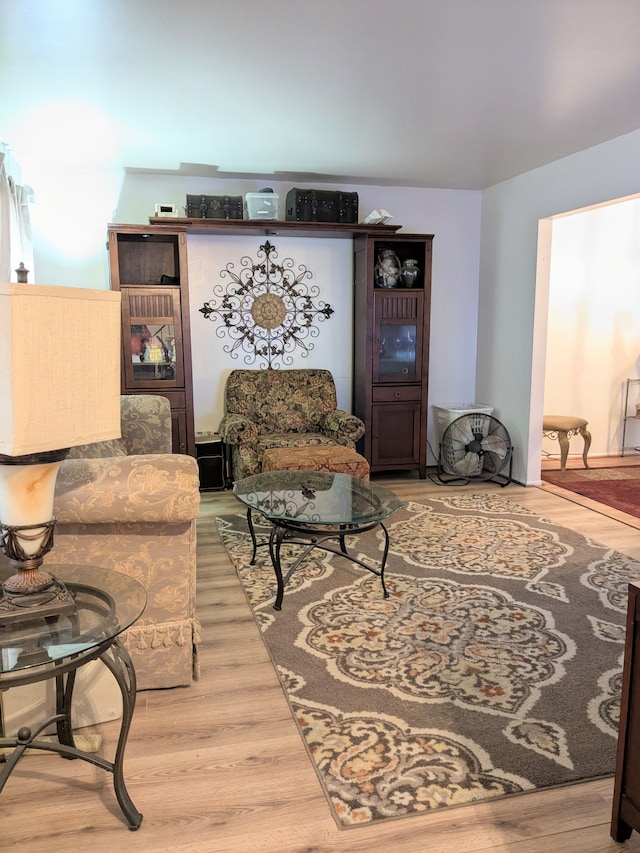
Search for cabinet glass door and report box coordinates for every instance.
[377,323,418,379]
[373,292,423,383]
[122,288,184,389]
[130,322,177,382]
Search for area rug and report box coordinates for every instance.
[216,493,640,828]
[541,466,640,519]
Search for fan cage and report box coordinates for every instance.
[439,413,512,481]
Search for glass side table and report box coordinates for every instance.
[0,564,147,830]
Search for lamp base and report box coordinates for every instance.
[2,558,56,595]
[0,450,77,625]
[0,574,76,624]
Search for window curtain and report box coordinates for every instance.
[0,150,34,281]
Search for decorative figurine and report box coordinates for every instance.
[375,249,401,288]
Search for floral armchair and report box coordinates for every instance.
[219,369,365,480]
[47,395,200,690]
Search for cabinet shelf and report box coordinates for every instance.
[148,217,403,239]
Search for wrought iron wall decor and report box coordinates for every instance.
[199,240,334,368]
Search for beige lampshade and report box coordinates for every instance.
[0,283,122,456]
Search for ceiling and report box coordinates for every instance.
[3,0,640,190]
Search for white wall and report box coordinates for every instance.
[477,128,640,484]
[27,165,124,290]
[543,198,640,458]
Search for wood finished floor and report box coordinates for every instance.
[3,467,640,853]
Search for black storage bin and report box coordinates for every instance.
[186,194,243,220]
[285,188,358,224]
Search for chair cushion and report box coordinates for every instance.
[543,416,588,432]
[257,432,336,454]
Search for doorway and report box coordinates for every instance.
[533,194,640,518]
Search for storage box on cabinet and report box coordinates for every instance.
[186,194,243,220]
[285,188,358,223]
[245,193,279,220]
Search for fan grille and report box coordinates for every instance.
[439,414,512,481]
[442,413,491,475]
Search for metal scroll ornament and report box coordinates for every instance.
[199,240,334,368]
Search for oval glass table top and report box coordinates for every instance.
[0,564,146,675]
[233,470,405,527]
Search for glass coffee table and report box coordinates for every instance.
[233,470,404,610]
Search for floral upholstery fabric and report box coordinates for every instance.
[261,445,370,479]
[51,395,200,690]
[67,394,172,459]
[68,437,128,458]
[54,456,199,524]
[118,394,173,455]
[219,369,365,480]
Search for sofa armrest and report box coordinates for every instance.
[54,455,200,524]
[320,409,366,444]
[219,413,258,446]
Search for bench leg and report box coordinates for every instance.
[580,426,591,469]
[557,430,570,473]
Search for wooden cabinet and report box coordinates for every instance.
[107,225,195,456]
[353,233,433,478]
[612,581,640,842]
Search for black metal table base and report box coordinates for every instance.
[0,638,142,830]
[245,509,390,610]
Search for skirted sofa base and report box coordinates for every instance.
[47,451,201,691]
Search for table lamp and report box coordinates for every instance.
[0,283,122,622]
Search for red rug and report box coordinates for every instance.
[541,466,640,519]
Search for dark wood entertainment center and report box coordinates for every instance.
[108,218,433,477]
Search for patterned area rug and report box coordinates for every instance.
[216,493,640,828]
[541,466,640,519]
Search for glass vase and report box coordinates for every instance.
[401,259,420,288]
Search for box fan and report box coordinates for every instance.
[437,412,513,486]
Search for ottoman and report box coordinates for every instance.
[261,445,370,480]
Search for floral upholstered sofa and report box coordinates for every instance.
[47,395,200,690]
[219,369,365,480]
